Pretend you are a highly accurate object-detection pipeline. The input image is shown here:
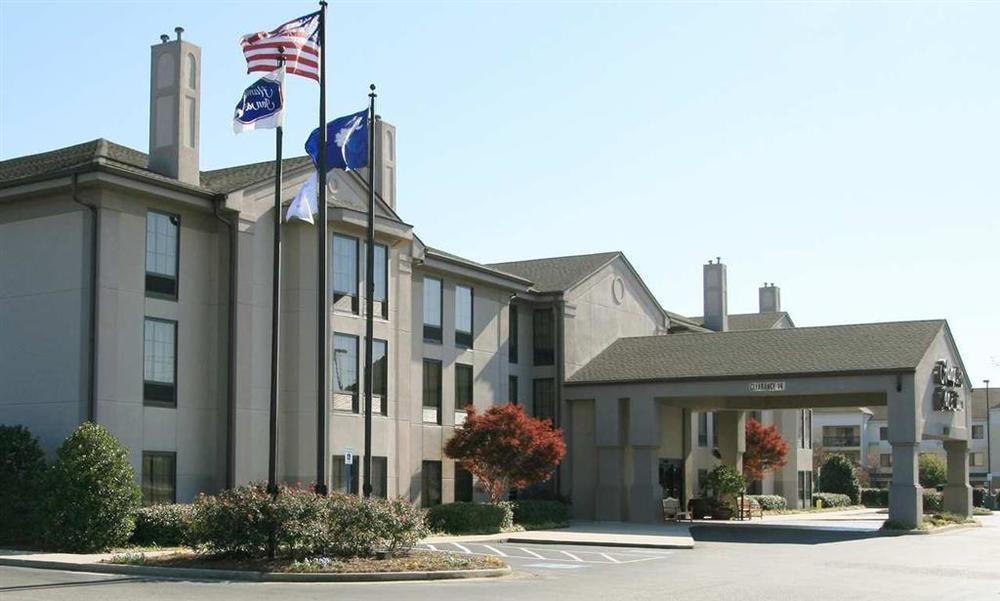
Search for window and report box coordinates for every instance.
[508,305,519,363]
[371,456,388,498]
[509,375,519,405]
[533,378,555,422]
[333,333,359,400]
[145,211,179,299]
[822,426,860,447]
[332,455,359,494]
[455,285,473,348]
[423,277,442,343]
[455,465,474,503]
[880,453,892,468]
[372,339,387,414]
[711,412,719,447]
[455,363,474,410]
[970,452,985,468]
[373,243,388,318]
[422,359,442,424]
[142,451,176,505]
[533,308,554,366]
[143,318,176,406]
[332,235,359,311]
[879,426,889,441]
[972,425,984,440]
[697,412,708,447]
[422,461,442,507]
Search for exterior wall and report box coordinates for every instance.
[0,197,90,452]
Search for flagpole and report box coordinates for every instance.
[267,49,286,497]
[315,0,330,496]
[362,84,377,498]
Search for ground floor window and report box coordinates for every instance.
[422,460,442,507]
[142,451,176,505]
[455,464,474,502]
[370,456,388,498]
[533,378,555,422]
[880,453,892,467]
[969,452,985,468]
[332,455,359,494]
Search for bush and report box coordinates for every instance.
[746,495,787,511]
[818,454,860,504]
[0,424,46,544]
[513,499,571,527]
[369,497,430,557]
[131,504,194,547]
[972,488,987,508]
[190,483,328,558]
[41,423,141,552]
[813,492,851,508]
[427,502,513,534]
[922,489,943,513]
[861,488,890,508]
[918,454,947,489]
[322,492,384,558]
[703,465,746,504]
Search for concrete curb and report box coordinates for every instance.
[880,522,983,536]
[0,556,511,582]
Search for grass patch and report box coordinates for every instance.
[882,512,977,531]
[106,550,504,573]
[763,505,866,516]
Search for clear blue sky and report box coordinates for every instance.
[1,1,997,385]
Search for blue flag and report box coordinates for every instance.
[305,108,369,171]
[233,68,284,134]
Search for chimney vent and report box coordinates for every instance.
[148,27,200,185]
[703,259,728,332]
[759,282,781,313]
[174,26,184,40]
[160,34,169,44]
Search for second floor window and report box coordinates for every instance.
[422,359,442,424]
[455,363,474,409]
[455,285,473,348]
[332,234,359,310]
[372,339,387,402]
[972,424,984,439]
[509,375,519,405]
[509,305,519,363]
[533,308,554,366]
[145,210,179,299]
[333,333,359,395]
[423,277,442,343]
[879,426,889,441]
[697,412,708,447]
[373,243,388,318]
[143,317,176,406]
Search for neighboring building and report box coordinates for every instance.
[0,30,978,527]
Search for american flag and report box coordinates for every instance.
[240,11,321,82]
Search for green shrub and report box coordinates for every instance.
[922,489,943,513]
[971,488,987,508]
[368,497,430,557]
[818,454,860,503]
[131,504,194,547]
[860,488,890,508]
[0,424,47,544]
[918,454,947,489]
[746,494,787,511]
[813,492,851,508]
[513,499,571,528]
[427,502,512,534]
[41,423,141,552]
[703,465,747,509]
[321,492,383,557]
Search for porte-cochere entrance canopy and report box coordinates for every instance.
[564,320,973,529]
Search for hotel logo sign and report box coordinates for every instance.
[749,381,786,393]
[932,359,964,412]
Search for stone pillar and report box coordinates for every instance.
[595,396,625,521]
[717,411,746,473]
[628,396,662,523]
[943,440,972,518]
[888,380,922,529]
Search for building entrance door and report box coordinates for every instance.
[659,458,683,499]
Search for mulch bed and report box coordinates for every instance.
[108,550,505,573]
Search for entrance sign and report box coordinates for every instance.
[749,381,786,393]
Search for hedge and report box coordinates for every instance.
[817,454,860,504]
[922,489,943,513]
[0,425,46,545]
[513,499,571,528]
[813,492,851,508]
[427,502,513,534]
[131,504,194,547]
[746,495,787,511]
[861,488,889,508]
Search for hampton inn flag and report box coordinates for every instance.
[233,68,284,133]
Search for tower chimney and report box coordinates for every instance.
[759,282,781,313]
[373,119,397,211]
[703,258,728,332]
[148,27,200,185]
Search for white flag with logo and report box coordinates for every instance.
[286,171,318,224]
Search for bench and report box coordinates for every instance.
[736,497,762,520]
[662,497,691,522]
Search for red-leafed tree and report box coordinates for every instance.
[445,404,566,504]
[743,418,790,481]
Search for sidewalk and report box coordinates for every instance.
[693,507,888,532]
[424,521,695,549]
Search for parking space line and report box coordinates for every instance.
[482,544,507,557]
[600,553,621,563]
[517,547,546,559]
[426,544,438,552]
[451,543,472,553]
[560,550,583,562]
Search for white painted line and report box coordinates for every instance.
[600,553,622,563]
[426,544,438,552]
[524,563,586,570]
[517,547,546,559]
[560,550,584,562]
[482,544,508,557]
[451,543,472,553]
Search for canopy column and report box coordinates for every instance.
[943,439,972,518]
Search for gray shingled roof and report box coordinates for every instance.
[567,319,946,384]
[692,312,793,331]
[201,156,313,193]
[487,251,621,293]
[425,247,533,285]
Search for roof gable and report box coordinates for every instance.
[487,252,621,294]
